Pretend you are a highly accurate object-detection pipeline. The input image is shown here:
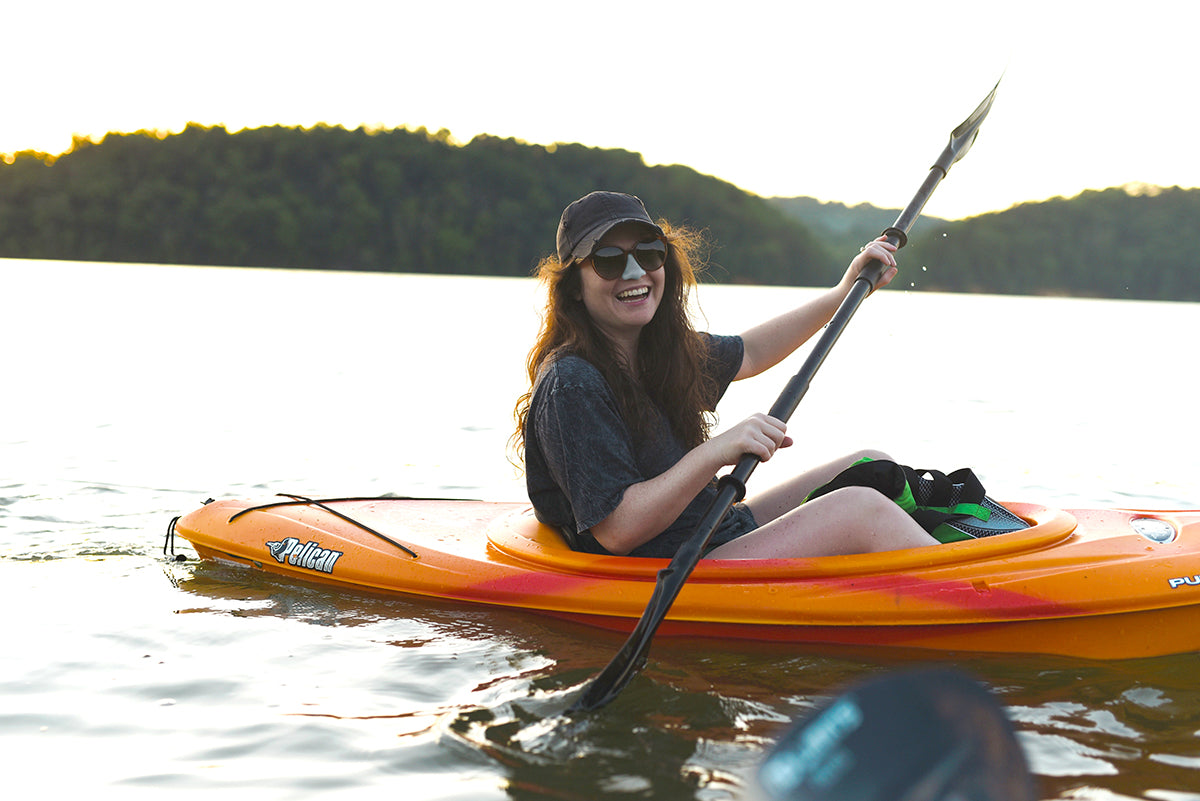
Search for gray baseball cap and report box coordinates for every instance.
[556,191,664,264]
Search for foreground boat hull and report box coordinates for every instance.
[172,496,1200,659]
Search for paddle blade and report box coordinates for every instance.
[570,482,744,714]
[572,652,645,712]
[935,77,1001,173]
[756,668,1034,801]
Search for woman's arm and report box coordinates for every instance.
[736,238,899,381]
[588,414,792,555]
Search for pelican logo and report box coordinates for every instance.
[266,537,344,574]
[1168,574,1200,589]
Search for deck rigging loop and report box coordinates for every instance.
[163,515,184,559]
[228,493,420,559]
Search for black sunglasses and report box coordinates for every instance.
[586,238,668,280]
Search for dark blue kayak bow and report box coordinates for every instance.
[757,668,1034,801]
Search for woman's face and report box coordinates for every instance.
[577,222,666,349]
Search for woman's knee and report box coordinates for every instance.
[828,485,935,550]
[830,485,898,516]
[846,448,892,464]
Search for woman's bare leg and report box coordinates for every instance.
[708,485,938,559]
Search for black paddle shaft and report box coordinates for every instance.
[573,80,1000,713]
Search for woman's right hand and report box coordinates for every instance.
[592,413,791,555]
[705,413,792,466]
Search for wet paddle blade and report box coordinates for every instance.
[936,77,1001,172]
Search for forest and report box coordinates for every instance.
[1,123,1196,301]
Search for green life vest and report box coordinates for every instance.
[805,458,1029,543]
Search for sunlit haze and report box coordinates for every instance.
[3,0,1197,219]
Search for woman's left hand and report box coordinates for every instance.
[844,236,899,291]
[736,235,902,381]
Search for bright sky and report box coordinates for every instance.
[3,0,1197,220]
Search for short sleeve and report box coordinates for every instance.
[526,357,644,534]
[700,333,744,409]
[523,338,755,558]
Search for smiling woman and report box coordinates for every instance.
[511,190,935,562]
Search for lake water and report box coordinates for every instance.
[2,258,1198,799]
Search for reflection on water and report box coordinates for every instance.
[3,260,1199,799]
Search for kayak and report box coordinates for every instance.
[169,494,1200,659]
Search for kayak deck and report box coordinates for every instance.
[172,495,1200,659]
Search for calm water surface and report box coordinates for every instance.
[3,259,1198,799]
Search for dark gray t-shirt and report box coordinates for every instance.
[524,333,757,558]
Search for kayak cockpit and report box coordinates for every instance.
[486,502,1079,580]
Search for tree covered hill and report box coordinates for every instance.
[901,185,1200,300]
[0,124,837,286]
[771,187,1200,301]
[768,195,950,260]
[2,124,1196,300]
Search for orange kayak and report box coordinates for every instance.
[170,495,1200,659]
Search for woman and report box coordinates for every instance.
[513,191,938,559]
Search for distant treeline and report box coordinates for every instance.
[0,124,834,286]
[1,124,1197,300]
[902,186,1200,300]
[770,188,1200,301]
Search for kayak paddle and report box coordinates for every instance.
[756,668,1035,801]
[572,79,1001,713]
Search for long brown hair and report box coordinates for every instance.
[511,221,720,467]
